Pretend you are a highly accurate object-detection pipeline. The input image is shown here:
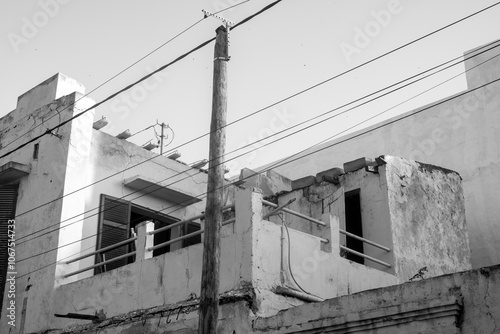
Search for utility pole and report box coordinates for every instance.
[198,25,229,334]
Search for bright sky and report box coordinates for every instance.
[1,0,500,177]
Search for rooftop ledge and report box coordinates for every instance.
[123,175,201,205]
[0,161,30,184]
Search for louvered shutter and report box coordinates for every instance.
[95,196,131,274]
[0,185,18,317]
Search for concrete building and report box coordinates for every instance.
[0,74,210,332]
[0,74,475,332]
[1,37,498,333]
[263,39,500,270]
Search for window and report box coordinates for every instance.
[345,189,364,264]
[0,184,18,317]
[33,143,39,159]
[95,195,201,274]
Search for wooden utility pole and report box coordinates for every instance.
[198,25,229,334]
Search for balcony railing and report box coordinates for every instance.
[63,205,235,279]
[262,199,391,268]
[63,190,391,281]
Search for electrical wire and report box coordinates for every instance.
[7,2,499,234]
[19,74,500,279]
[280,213,318,297]
[213,0,251,14]
[15,41,500,252]
[1,0,254,151]
[15,40,500,247]
[0,0,283,160]
[0,18,204,151]
[15,50,500,271]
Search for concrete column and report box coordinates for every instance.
[234,187,263,283]
[136,221,154,260]
[322,213,340,258]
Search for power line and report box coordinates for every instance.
[17,72,500,279]
[8,0,498,229]
[1,19,204,151]
[0,0,282,160]
[214,0,251,14]
[16,47,500,267]
[1,0,254,151]
[13,0,286,225]
[15,40,499,247]
[15,38,500,245]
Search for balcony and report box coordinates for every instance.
[53,187,397,327]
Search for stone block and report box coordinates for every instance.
[240,168,292,196]
[266,169,292,193]
[343,157,374,173]
[291,175,317,190]
[316,167,344,183]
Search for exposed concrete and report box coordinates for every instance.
[343,157,374,173]
[31,187,397,333]
[0,75,211,333]
[261,40,500,269]
[239,167,292,196]
[0,81,96,331]
[252,264,500,334]
[382,156,472,280]
[268,155,470,280]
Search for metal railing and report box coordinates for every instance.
[340,245,391,268]
[63,236,137,278]
[262,200,327,244]
[62,205,236,280]
[148,217,236,253]
[262,199,392,267]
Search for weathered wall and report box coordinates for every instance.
[252,264,500,334]
[73,129,209,281]
[46,188,397,332]
[339,168,394,273]
[0,74,96,332]
[53,261,500,333]
[382,156,471,281]
[264,40,500,269]
[269,171,395,274]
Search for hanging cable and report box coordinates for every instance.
[14,42,500,247]
[6,2,499,237]
[15,51,500,269]
[0,0,283,160]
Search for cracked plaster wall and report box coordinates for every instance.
[263,41,500,269]
[383,156,471,281]
[0,74,95,333]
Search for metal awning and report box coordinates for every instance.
[123,175,201,205]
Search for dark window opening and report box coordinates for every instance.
[33,143,39,159]
[345,189,364,265]
[0,184,18,318]
[95,195,201,274]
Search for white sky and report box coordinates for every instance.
[1,0,500,177]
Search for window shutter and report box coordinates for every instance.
[96,196,131,274]
[0,185,18,317]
